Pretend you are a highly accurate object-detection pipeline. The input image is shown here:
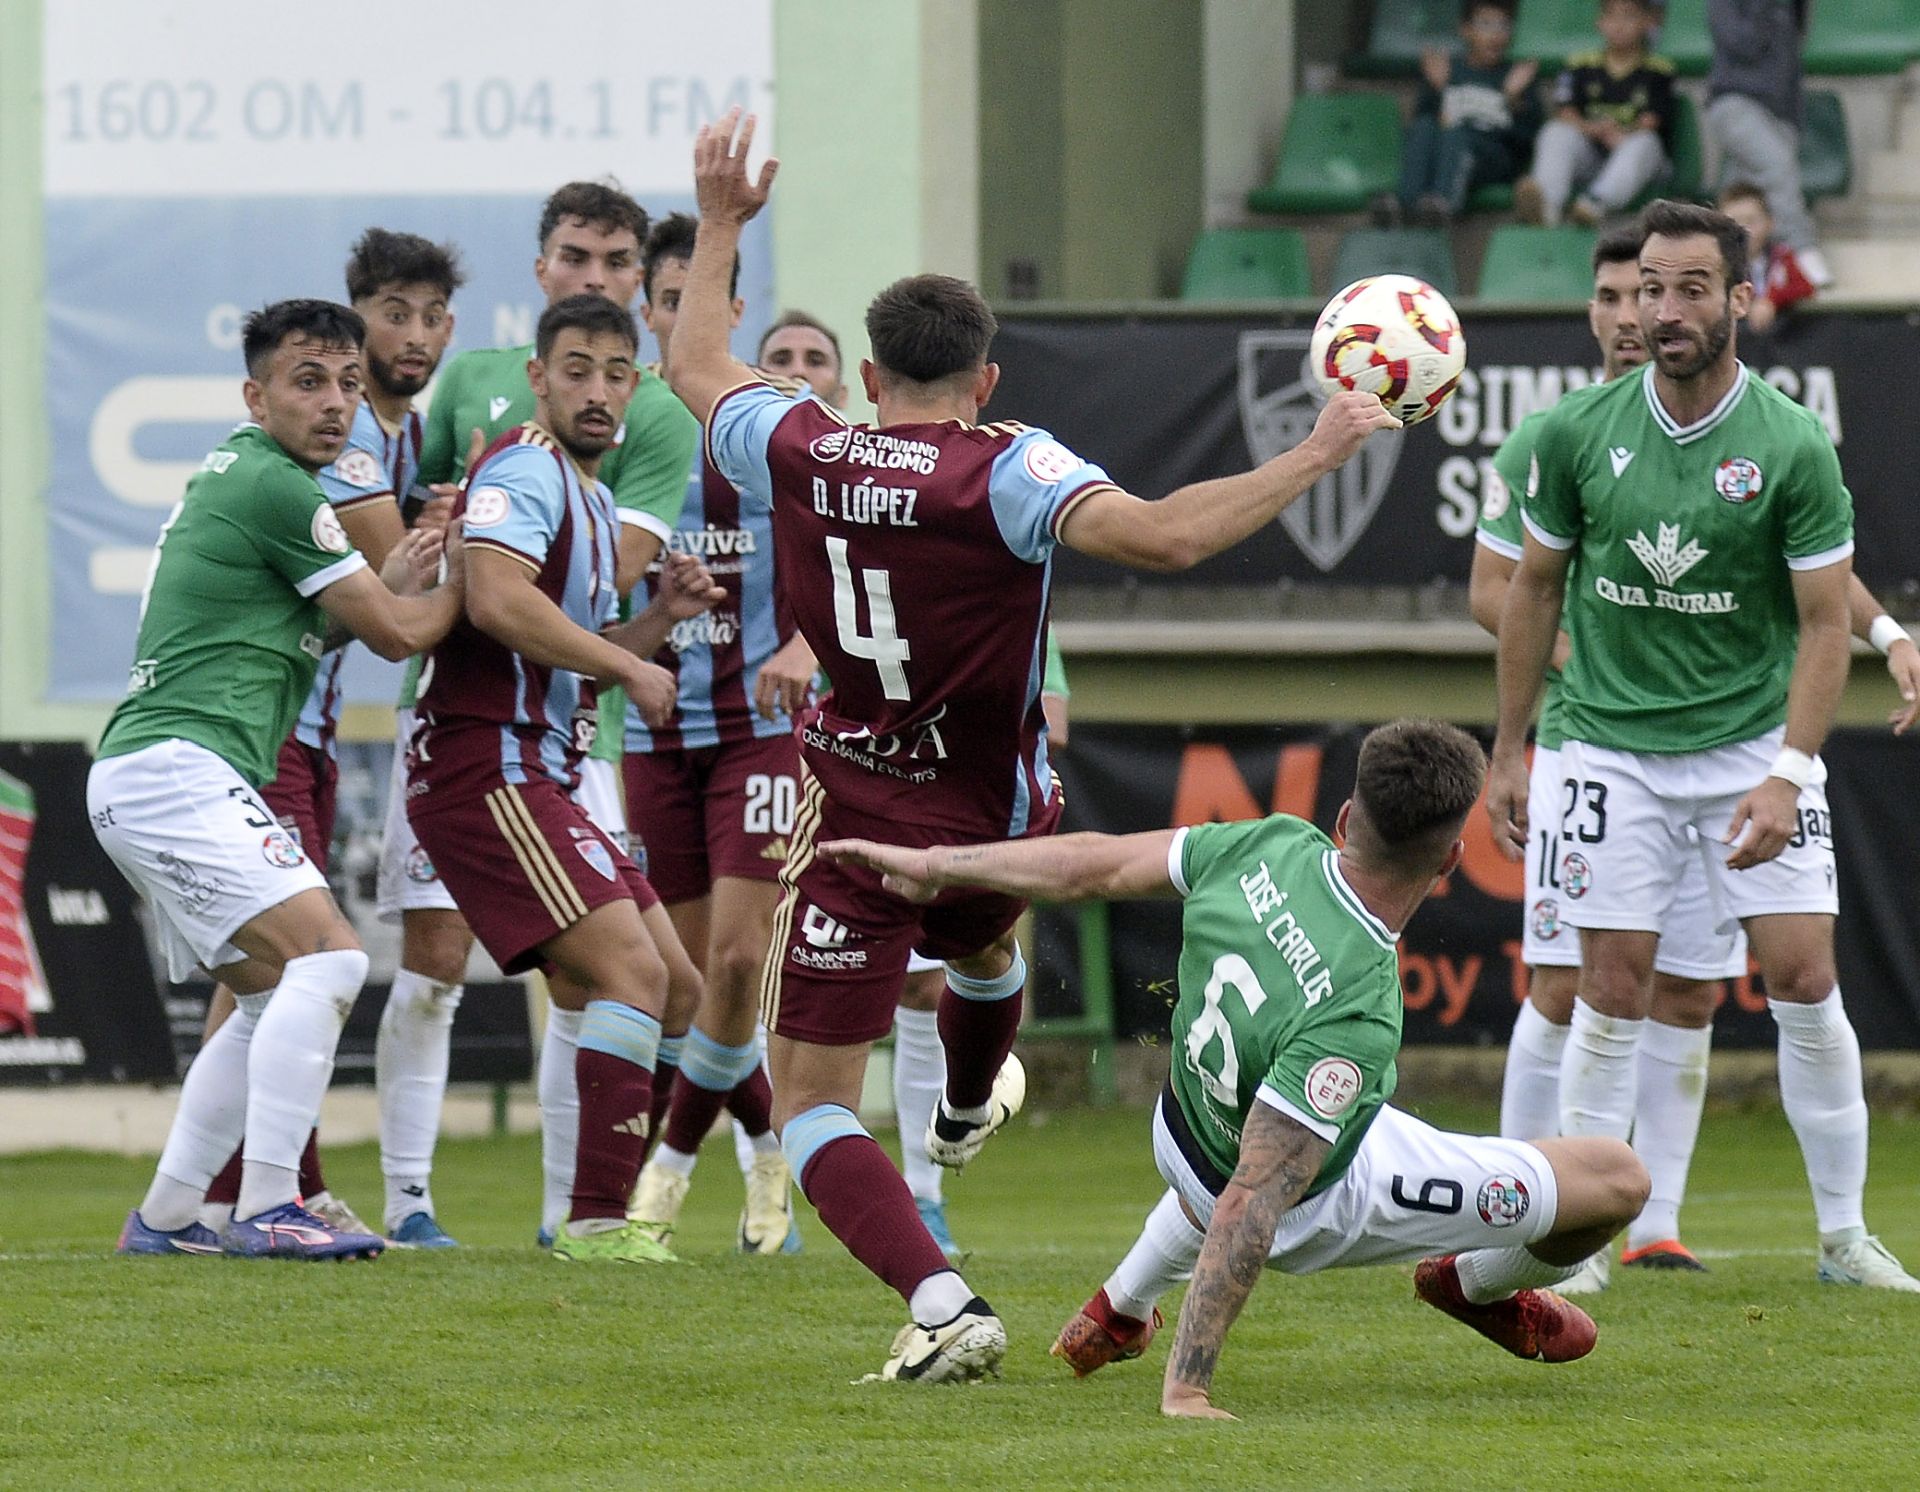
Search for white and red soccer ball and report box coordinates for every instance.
[1308,274,1466,427]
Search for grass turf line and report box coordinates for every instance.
[1,1102,1916,1491]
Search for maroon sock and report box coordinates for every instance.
[298,1129,325,1198]
[801,1133,954,1303]
[726,1065,774,1138]
[639,1061,679,1166]
[662,1073,732,1156]
[572,1047,654,1221]
[204,1147,242,1206]
[936,985,1025,1109]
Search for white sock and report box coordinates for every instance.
[651,1143,698,1179]
[1455,1245,1581,1303]
[1628,1020,1712,1248]
[238,950,367,1220]
[376,968,464,1229]
[1559,998,1643,1142]
[908,1267,975,1327]
[1500,997,1570,1140]
[892,1006,946,1204]
[749,1129,780,1157]
[540,1006,583,1235]
[1770,990,1869,1237]
[142,1004,260,1230]
[1105,1189,1205,1320]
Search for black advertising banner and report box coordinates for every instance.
[1036,724,1920,1051]
[0,742,176,1083]
[992,310,1919,593]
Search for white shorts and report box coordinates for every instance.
[88,738,329,982]
[374,708,458,922]
[1153,1098,1559,1274]
[1525,746,1748,980]
[573,755,628,852]
[1557,728,1837,937]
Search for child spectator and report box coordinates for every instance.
[1379,2,1541,228]
[1515,0,1673,226]
[1718,180,1816,332]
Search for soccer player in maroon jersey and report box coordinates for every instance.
[667,110,1397,1377]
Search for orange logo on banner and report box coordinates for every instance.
[1170,743,1324,826]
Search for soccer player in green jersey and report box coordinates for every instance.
[829,721,1650,1419]
[1491,199,1919,1291]
[96,300,466,1260]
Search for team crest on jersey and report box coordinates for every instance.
[405,845,438,884]
[1238,330,1404,572]
[1022,440,1079,484]
[1714,457,1763,504]
[465,486,510,528]
[333,449,384,490]
[310,505,351,555]
[261,831,307,870]
[1304,1056,1362,1119]
[1561,852,1592,899]
[1480,468,1511,522]
[575,839,617,882]
[808,427,851,462]
[1530,898,1563,940]
[1477,1175,1531,1228]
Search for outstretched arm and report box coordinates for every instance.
[821,829,1183,904]
[1161,1102,1331,1421]
[1846,572,1920,734]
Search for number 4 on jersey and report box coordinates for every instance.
[827,536,912,701]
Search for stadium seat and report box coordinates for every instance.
[1246,94,1403,215]
[1477,225,1597,301]
[1347,0,1461,79]
[1179,229,1311,301]
[1329,229,1460,295]
[1799,91,1851,201]
[1804,1,1920,76]
[1466,182,1515,213]
[1631,93,1704,207]
[1511,0,1596,67]
[1654,0,1712,76]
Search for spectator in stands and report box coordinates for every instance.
[1705,0,1831,287]
[1378,2,1541,228]
[1514,0,1673,227]
[1719,180,1818,333]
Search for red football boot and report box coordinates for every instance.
[1050,1288,1164,1378]
[1414,1254,1598,1363]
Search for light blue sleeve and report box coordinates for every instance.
[461,443,566,566]
[706,381,806,512]
[314,406,393,509]
[986,427,1115,564]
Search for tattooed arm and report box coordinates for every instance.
[1162,1101,1331,1421]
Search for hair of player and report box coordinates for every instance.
[758,308,844,372]
[1592,224,1643,271]
[535,293,639,361]
[1348,719,1487,877]
[865,274,998,387]
[537,179,649,254]
[241,299,365,378]
[344,228,467,305]
[642,211,740,301]
[1638,198,1750,290]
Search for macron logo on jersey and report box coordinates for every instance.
[1608,446,1635,477]
[489,396,512,422]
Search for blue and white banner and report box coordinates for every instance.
[44,0,774,703]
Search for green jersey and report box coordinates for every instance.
[97,425,369,787]
[1478,408,1568,749]
[1169,814,1403,1196]
[1524,364,1854,754]
[408,343,701,747]
[1042,632,1070,700]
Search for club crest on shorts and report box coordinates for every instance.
[1304,1056,1362,1119]
[261,831,307,869]
[1477,1175,1531,1228]
[1530,898,1562,940]
[1238,330,1404,573]
[1560,852,1592,899]
[1714,457,1763,504]
[405,845,438,884]
[575,839,617,882]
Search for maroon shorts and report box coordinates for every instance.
[409,760,659,976]
[623,732,802,904]
[758,775,1063,1046]
[261,738,338,875]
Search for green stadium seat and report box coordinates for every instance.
[1655,0,1712,76]
[1477,224,1597,301]
[1180,229,1312,301]
[1246,94,1403,215]
[1511,0,1596,67]
[1466,181,1515,213]
[1804,0,1920,75]
[1347,0,1461,79]
[1798,91,1850,200]
[1329,229,1460,295]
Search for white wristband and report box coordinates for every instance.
[1769,747,1815,791]
[1868,615,1911,656]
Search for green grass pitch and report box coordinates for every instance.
[3,1101,1917,1491]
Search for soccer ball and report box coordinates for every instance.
[1308,274,1466,426]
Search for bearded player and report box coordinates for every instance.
[407,294,722,1264]
[1491,199,1918,1291]
[666,110,1397,1379]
